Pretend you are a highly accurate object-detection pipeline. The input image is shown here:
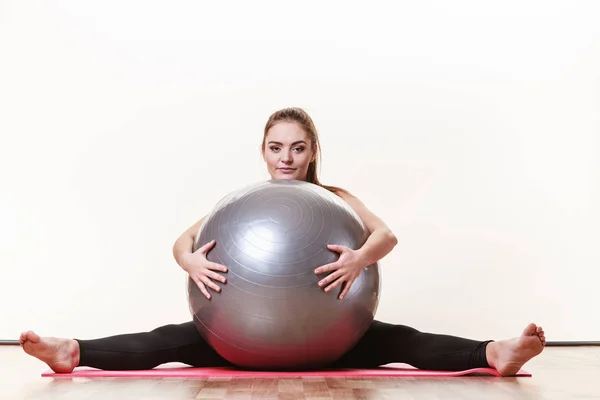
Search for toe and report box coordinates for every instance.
[26,331,41,343]
[523,323,538,336]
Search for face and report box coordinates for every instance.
[262,122,315,181]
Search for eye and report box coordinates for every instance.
[269,146,280,152]
[293,147,305,153]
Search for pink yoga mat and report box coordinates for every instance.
[42,363,530,378]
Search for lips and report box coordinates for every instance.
[278,168,296,173]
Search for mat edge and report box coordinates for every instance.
[41,367,531,378]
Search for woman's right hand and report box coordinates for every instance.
[183,239,228,299]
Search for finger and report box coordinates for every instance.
[202,276,222,293]
[327,244,345,253]
[206,270,227,283]
[324,273,347,292]
[314,262,339,274]
[197,239,216,254]
[318,270,344,287]
[194,278,211,300]
[208,262,228,273]
[338,277,356,300]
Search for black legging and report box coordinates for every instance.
[75,320,492,371]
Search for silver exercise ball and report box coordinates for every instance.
[187,180,381,370]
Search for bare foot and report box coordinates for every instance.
[20,330,80,373]
[487,323,546,376]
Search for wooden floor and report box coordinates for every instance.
[1,346,599,399]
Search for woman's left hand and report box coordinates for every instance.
[314,244,367,300]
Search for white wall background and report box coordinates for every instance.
[1,0,599,343]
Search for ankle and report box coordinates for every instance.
[485,341,499,369]
[68,339,81,367]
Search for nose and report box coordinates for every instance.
[281,150,293,164]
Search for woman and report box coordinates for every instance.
[20,107,546,376]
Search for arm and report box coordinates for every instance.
[315,190,398,299]
[172,216,206,272]
[338,192,398,265]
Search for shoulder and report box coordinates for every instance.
[330,187,390,234]
[331,187,353,201]
[333,189,364,213]
[321,184,358,209]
